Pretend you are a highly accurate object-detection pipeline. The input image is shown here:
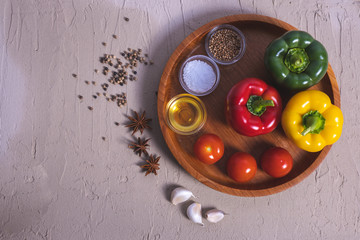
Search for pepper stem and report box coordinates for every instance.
[301,110,326,136]
[246,95,275,116]
[284,48,310,73]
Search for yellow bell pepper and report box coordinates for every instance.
[282,90,343,152]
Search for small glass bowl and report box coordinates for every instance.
[205,24,246,65]
[165,93,207,135]
[179,55,220,96]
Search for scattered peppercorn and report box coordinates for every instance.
[124,17,129,22]
[88,106,93,111]
[74,37,153,111]
[72,73,77,78]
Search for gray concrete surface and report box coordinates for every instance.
[0,0,359,239]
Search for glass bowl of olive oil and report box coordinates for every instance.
[165,94,207,135]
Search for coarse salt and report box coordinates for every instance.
[183,59,216,93]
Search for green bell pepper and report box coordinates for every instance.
[264,30,328,90]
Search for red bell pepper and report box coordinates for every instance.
[225,78,282,137]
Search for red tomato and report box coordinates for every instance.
[193,134,224,164]
[261,147,293,178]
[227,152,257,183]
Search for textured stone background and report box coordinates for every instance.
[0,0,359,239]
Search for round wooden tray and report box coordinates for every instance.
[157,14,340,197]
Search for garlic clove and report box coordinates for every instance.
[170,187,195,205]
[205,209,225,223]
[187,202,204,226]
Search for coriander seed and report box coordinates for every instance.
[209,29,241,61]
[206,25,245,65]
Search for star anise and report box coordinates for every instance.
[125,110,152,135]
[141,155,160,176]
[129,137,150,157]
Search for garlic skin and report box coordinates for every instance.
[187,202,204,226]
[170,187,195,205]
[205,209,225,223]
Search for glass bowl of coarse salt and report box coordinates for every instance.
[179,55,220,96]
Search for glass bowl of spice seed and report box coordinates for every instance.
[179,55,220,96]
[205,24,246,65]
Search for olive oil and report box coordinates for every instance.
[166,94,206,135]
